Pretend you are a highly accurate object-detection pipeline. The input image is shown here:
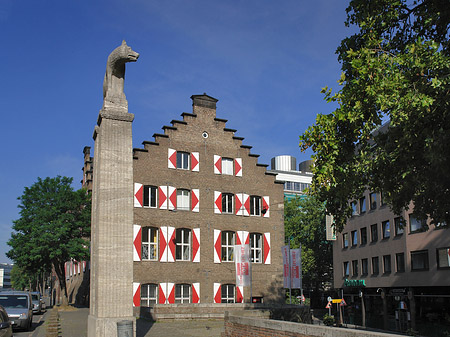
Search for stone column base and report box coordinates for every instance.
[88,314,136,337]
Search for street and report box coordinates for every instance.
[13,309,48,337]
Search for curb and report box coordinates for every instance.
[46,308,60,337]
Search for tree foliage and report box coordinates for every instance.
[7,176,91,305]
[284,195,332,291]
[300,0,450,231]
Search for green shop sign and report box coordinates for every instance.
[344,279,366,287]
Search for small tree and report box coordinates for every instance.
[7,176,91,306]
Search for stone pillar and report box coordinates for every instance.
[88,41,138,337]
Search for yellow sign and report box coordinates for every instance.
[332,299,342,303]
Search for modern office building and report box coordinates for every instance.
[0,263,13,290]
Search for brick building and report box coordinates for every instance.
[83,93,283,313]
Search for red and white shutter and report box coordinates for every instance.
[191,152,199,172]
[159,283,167,304]
[264,232,271,264]
[134,183,143,207]
[167,283,175,304]
[168,148,177,169]
[238,231,249,245]
[236,286,244,303]
[191,189,199,212]
[167,226,176,262]
[214,155,222,174]
[262,196,270,218]
[214,191,222,214]
[133,283,141,307]
[235,158,242,177]
[213,283,221,303]
[159,227,168,262]
[235,193,243,216]
[243,194,250,217]
[168,186,176,211]
[133,224,142,261]
[192,228,200,263]
[214,229,222,263]
[192,283,200,303]
[159,186,168,210]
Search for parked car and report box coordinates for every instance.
[30,292,42,314]
[0,291,33,331]
[0,305,13,337]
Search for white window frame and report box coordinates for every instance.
[437,247,450,269]
[250,196,261,216]
[250,233,262,263]
[176,151,190,170]
[177,189,190,211]
[175,284,191,303]
[222,158,234,175]
[140,283,158,306]
[143,185,157,208]
[222,193,234,214]
[221,284,235,303]
[221,231,235,262]
[142,227,158,261]
[175,228,191,261]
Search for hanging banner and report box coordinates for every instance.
[282,245,290,288]
[290,248,301,289]
[235,244,251,286]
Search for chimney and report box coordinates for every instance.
[191,93,218,112]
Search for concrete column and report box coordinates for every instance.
[382,288,388,330]
[408,288,416,330]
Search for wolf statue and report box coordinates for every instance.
[102,40,139,109]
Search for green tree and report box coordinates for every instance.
[300,0,450,231]
[10,265,34,290]
[284,195,333,291]
[7,176,91,305]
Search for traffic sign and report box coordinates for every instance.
[327,296,332,302]
[332,299,342,304]
[340,298,347,306]
[326,301,331,309]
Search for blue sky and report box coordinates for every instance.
[0,0,353,263]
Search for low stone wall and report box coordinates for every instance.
[222,313,404,337]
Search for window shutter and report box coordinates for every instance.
[235,158,242,177]
[134,183,143,207]
[192,228,200,263]
[133,283,141,307]
[191,152,199,172]
[159,283,167,304]
[264,232,271,264]
[214,191,222,214]
[262,196,270,218]
[159,227,168,262]
[236,231,243,245]
[214,230,222,263]
[159,186,168,209]
[236,286,244,303]
[168,186,176,210]
[213,283,221,303]
[191,189,199,212]
[133,224,142,261]
[168,148,177,169]
[167,283,175,304]
[192,283,200,303]
[243,231,250,245]
[167,226,176,263]
[243,194,250,217]
[235,194,243,216]
[214,155,222,174]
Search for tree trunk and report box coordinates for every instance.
[54,262,69,306]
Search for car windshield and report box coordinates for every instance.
[31,294,39,301]
[0,295,28,308]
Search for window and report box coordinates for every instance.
[380,191,386,206]
[361,258,368,275]
[142,227,158,261]
[382,220,390,239]
[343,233,349,248]
[351,230,358,246]
[396,253,405,272]
[370,224,378,242]
[221,284,235,303]
[360,227,367,245]
[175,228,191,261]
[411,250,429,271]
[409,214,426,233]
[222,158,234,175]
[221,231,235,262]
[351,201,358,216]
[352,260,359,276]
[222,193,234,214]
[284,181,311,192]
[250,233,262,263]
[369,192,377,210]
[394,217,404,236]
[175,284,190,303]
[140,283,158,306]
[250,196,261,216]
[359,197,366,213]
[343,261,350,277]
[176,151,189,170]
[177,189,190,211]
[383,255,391,273]
[143,185,157,208]
[372,257,379,275]
[437,247,450,268]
